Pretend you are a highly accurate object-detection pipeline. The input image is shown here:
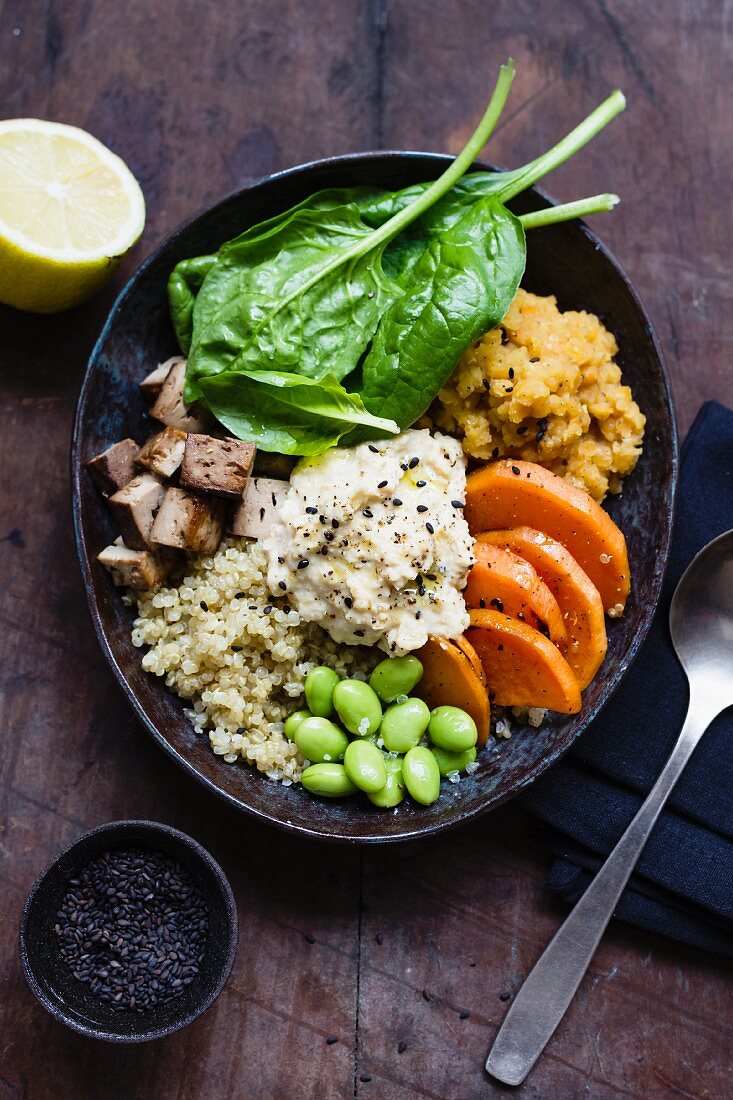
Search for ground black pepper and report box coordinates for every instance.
[55,848,208,1014]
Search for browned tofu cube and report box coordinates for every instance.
[150,487,226,554]
[140,357,178,400]
[137,426,187,478]
[229,477,289,539]
[97,543,179,590]
[149,360,210,432]
[87,439,140,495]
[108,473,166,550]
[179,434,256,499]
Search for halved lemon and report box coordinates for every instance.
[0,119,146,313]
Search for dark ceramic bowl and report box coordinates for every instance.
[71,152,678,843]
[19,820,238,1042]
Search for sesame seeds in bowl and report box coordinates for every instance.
[19,820,237,1042]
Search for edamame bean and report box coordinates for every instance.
[402,746,441,805]
[368,756,405,808]
[369,655,423,703]
[333,679,382,736]
[428,706,478,752]
[301,762,357,798]
[380,697,430,753]
[294,717,349,763]
[304,666,341,717]
[284,709,312,739]
[430,745,477,777]
[343,740,387,793]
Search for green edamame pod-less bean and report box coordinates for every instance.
[333,679,383,736]
[294,717,349,763]
[430,745,477,777]
[402,746,441,805]
[428,706,478,752]
[284,709,312,738]
[301,762,357,798]
[343,739,387,793]
[304,666,341,717]
[369,655,423,703]
[380,697,430,753]
[368,756,405,808]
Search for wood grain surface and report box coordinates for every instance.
[0,1,731,1096]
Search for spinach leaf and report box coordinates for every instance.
[353,196,526,432]
[184,62,516,404]
[198,369,399,455]
[167,255,216,353]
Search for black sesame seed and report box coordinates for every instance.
[500,327,509,345]
[511,465,521,476]
[490,598,504,611]
[305,506,318,514]
[368,444,379,453]
[409,456,420,468]
[417,504,428,513]
[530,356,540,363]
[451,500,464,509]
[398,1040,408,1054]
[416,480,427,488]
[492,447,500,459]
[479,598,486,609]
[378,480,388,489]
[200,601,208,611]
[231,645,243,652]
[263,605,272,614]
[278,581,287,591]
[326,1035,338,1045]
[508,367,515,379]
[331,518,339,529]
[235,592,245,599]
[536,430,547,443]
[297,559,309,569]
[499,991,511,1002]
[400,462,409,471]
[459,1010,470,1020]
[304,933,316,944]
[415,610,422,619]
[321,546,329,556]
[393,498,402,506]
[319,514,326,524]
[516,426,527,435]
[482,378,490,389]
[360,1075,372,1083]
[324,530,334,542]
[425,522,434,534]
[363,508,373,518]
[354,630,365,638]
[344,597,353,608]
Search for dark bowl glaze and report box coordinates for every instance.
[71,152,678,843]
[19,820,238,1042]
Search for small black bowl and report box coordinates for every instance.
[18,820,238,1042]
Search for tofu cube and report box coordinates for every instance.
[108,473,166,550]
[139,357,179,400]
[229,477,289,539]
[180,434,256,499]
[86,438,140,495]
[137,426,187,478]
[97,543,179,590]
[149,360,210,432]
[150,487,226,554]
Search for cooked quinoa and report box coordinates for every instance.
[430,289,645,502]
[131,539,377,782]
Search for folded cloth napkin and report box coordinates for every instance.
[521,401,733,957]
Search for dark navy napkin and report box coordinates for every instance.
[521,401,733,957]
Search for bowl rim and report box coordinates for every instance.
[71,149,679,844]
[18,819,238,1042]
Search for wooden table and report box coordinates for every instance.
[1,1,731,1096]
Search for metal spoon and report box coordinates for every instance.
[486,529,733,1086]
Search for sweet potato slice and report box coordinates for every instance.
[466,543,567,646]
[464,459,630,612]
[466,609,582,713]
[477,527,607,690]
[414,636,490,747]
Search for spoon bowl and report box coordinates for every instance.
[670,529,733,706]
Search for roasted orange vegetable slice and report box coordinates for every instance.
[466,609,582,713]
[464,459,630,612]
[467,542,567,645]
[414,635,490,747]
[477,527,607,689]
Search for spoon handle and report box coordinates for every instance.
[486,696,717,1087]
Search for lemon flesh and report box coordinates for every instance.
[0,119,146,313]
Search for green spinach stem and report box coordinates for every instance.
[498,91,626,203]
[519,193,620,229]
